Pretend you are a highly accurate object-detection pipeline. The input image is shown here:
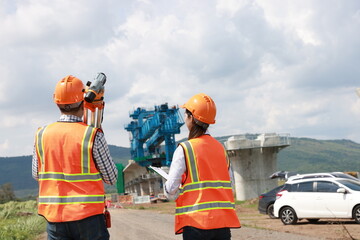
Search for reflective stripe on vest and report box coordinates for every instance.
[179,181,232,195]
[36,126,46,167]
[82,126,97,173]
[176,201,236,215]
[38,195,104,204]
[182,141,199,182]
[38,172,102,182]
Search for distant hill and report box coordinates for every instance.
[107,145,131,166]
[0,146,130,198]
[1,137,360,197]
[277,138,360,173]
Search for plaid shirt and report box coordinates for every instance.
[32,115,118,185]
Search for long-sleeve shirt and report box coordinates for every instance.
[165,133,234,199]
[164,145,186,199]
[32,115,118,185]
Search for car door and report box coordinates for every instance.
[314,180,349,218]
[289,181,318,218]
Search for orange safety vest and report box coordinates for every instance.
[35,122,105,222]
[175,135,241,234]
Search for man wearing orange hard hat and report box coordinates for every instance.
[32,75,117,240]
[165,93,241,239]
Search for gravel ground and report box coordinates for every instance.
[107,208,323,240]
[37,201,360,240]
[37,209,324,240]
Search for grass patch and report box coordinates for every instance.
[0,200,46,240]
[236,198,258,209]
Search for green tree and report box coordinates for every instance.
[0,183,17,203]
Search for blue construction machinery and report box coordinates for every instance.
[124,103,184,167]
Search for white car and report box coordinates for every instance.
[274,177,360,225]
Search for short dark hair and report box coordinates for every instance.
[57,101,84,114]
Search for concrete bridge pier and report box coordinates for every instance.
[225,134,290,201]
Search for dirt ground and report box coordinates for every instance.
[138,200,360,240]
[236,200,360,240]
[37,200,360,240]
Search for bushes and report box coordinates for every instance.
[0,201,46,240]
[0,183,17,204]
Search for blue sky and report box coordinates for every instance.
[1,0,360,157]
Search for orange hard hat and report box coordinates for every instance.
[181,93,216,124]
[53,75,84,104]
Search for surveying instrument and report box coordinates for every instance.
[84,72,106,128]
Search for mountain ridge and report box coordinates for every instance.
[1,136,360,197]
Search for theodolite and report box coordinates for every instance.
[84,72,106,128]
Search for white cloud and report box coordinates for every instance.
[0,0,360,156]
[215,0,250,17]
[0,139,9,151]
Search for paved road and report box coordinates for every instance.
[108,209,324,240]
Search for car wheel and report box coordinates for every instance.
[267,203,276,219]
[354,205,360,224]
[280,207,298,225]
[307,219,319,223]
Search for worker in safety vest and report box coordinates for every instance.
[32,75,118,240]
[165,93,241,240]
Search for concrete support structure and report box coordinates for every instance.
[123,160,164,196]
[225,133,290,201]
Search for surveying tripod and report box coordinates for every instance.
[84,72,106,128]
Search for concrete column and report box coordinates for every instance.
[140,182,145,196]
[149,180,154,194]
[225,134,289,201]
[131,185,135,194]
[229,148,280,200]
[154,178,161,195]
[135,184,141,196]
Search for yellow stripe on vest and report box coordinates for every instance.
[38,195,104,204]
[36,126,46,168]
[81,126,97,174]
[38,172,102,182]
[181,141,199,182]
[179,180,232,195]
[175,201,236,215]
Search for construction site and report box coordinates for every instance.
[113,103,291,204]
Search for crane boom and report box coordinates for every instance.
[125,103,184,167]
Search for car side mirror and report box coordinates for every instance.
[337,188,347,194]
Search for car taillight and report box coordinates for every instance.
[259,195,264,200]
[276,190,287,200]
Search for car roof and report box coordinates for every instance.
[286,172,358,182]
[285,177,351,184]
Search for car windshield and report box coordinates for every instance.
[337,180,360,191]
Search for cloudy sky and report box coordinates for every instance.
[1,0,360,157]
